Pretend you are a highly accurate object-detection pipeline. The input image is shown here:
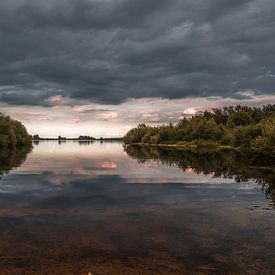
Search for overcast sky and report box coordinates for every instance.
[1,0,275,137]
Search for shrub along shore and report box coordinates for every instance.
[0,113,32,148]
[124,105,275,156]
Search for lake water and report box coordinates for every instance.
[0,141,274,274]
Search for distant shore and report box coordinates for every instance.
[32,137,123,141]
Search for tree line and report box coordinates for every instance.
[124,105,275,155]
[0,113,32,148]
[32,135,96,140]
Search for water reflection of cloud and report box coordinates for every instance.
[0,142,271,205]
[0,174,268,214]
[14,141,239,184]
[0,142,273,274]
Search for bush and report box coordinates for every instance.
[0,113,32,148]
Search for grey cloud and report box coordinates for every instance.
[0,0,275,106]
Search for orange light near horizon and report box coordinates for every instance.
[100,162,118,169]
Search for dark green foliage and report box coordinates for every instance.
[33,134,40,140]
[0,113,32,148]
[124,105,275,155]
[78,135,96,140]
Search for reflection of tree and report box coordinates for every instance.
[78,140,94,145]
[125,145,275,205]
[58,140,66,145]
[0,146,32,177]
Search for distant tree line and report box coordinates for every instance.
[32,135,96,140]
[124,105,275,155]
[32,135,123,141]
[0,113,32,148]
[77,135,96,140]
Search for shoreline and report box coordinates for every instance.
[124,142,275,157]
[32,138,123,142]
[124,142,234,152]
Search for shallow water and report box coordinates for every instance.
[0,141,274,274]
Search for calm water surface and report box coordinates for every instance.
[0,141,274,274]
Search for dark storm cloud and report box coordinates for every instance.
[0,0,275,106]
